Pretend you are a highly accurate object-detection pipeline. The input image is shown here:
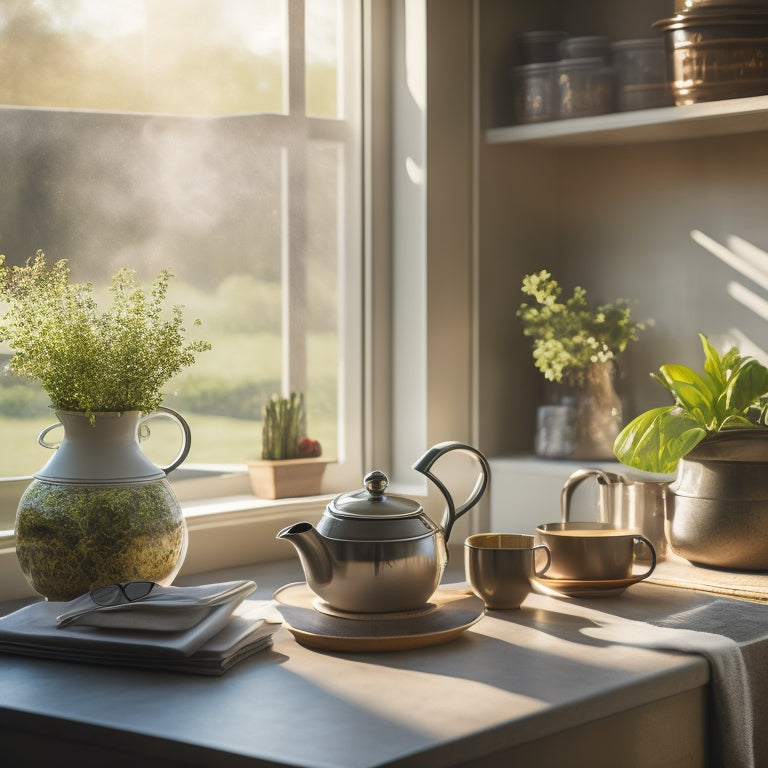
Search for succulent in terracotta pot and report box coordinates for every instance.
[261,391,322,460]
[248,392,326,499]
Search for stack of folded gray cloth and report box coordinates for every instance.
[0,580,281,675]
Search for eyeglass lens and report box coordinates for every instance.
[91,581,155,606]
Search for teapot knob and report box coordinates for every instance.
[364,470,389,498]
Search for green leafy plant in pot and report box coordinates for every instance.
[247,392,327,499]
[517,269,644,459]
[613,333,768,570]
[0,251,211,600]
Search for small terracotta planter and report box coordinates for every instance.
[247,458,329,499]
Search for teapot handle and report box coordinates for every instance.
[137,406,192,475]
[412,441,490,544]
[560,468,622,522]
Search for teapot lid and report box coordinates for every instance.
[330,470,423,519]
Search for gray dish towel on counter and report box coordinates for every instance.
[576,596,768,768]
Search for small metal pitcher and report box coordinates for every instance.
[560,468,670,559]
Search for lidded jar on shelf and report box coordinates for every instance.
[557,57,615,119]
[611,38,674,111]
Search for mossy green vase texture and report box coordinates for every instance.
[15,409,190,601]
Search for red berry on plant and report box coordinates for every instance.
[297,437,322,458]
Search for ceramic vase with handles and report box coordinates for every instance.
[14,407,190,601]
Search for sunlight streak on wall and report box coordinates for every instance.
[727,281,768,322]
[691,229,768,363]
[720,328,768,363]
[691,229,768,292]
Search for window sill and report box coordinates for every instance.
[179,492,333,576]
[0,464,433,603]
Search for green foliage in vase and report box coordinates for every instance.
[614,334,768,475]
[0,251,211,413]
[262,391,322,460]
[15,479,186,601]
[517,270,644,384]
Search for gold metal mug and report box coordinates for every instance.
[465,533,551,609]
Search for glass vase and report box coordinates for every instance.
[535,361,623,460]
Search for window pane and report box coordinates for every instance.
[0,1,362,479]
[0,0,287,115]
[306,0,340,118]
[0,111,286,472]
[305,141,342,457]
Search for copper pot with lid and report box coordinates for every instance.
[655,3,768,104]
[674,0,768,9]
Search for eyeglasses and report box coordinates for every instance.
[90,581,156,607]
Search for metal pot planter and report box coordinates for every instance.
[668,429,768,570]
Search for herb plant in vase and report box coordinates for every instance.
[0,252,210,600]
[614,334,768,570]
[247,392,327,499]
[517,270,644,459]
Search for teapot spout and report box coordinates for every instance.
[276,522,333,587]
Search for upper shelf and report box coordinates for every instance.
[485,94,768,147]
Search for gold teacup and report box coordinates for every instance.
[535,522,656,582]
[465,533,551,609]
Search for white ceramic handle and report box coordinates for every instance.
[137,406,192,475]
[37,422,63,450]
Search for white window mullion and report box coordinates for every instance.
[287,0,307,116]
[282,0,308,395]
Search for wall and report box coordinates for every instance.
[475,0,768,458]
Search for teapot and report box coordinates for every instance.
[277,441,490,613]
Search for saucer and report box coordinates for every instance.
[531,573,645,599]
[272,582,484,652]
[311,597,439,621]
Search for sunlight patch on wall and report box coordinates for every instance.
[691,229,768,362]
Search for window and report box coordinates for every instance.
[0,0,481,602]
[0,0,363,515]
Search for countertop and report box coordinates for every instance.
[2,557,765,768]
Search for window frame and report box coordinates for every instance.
[0,0,370,601]
[0,0,484,603]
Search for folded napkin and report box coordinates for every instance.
[56,579,257,630]
[0,581,282,676]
